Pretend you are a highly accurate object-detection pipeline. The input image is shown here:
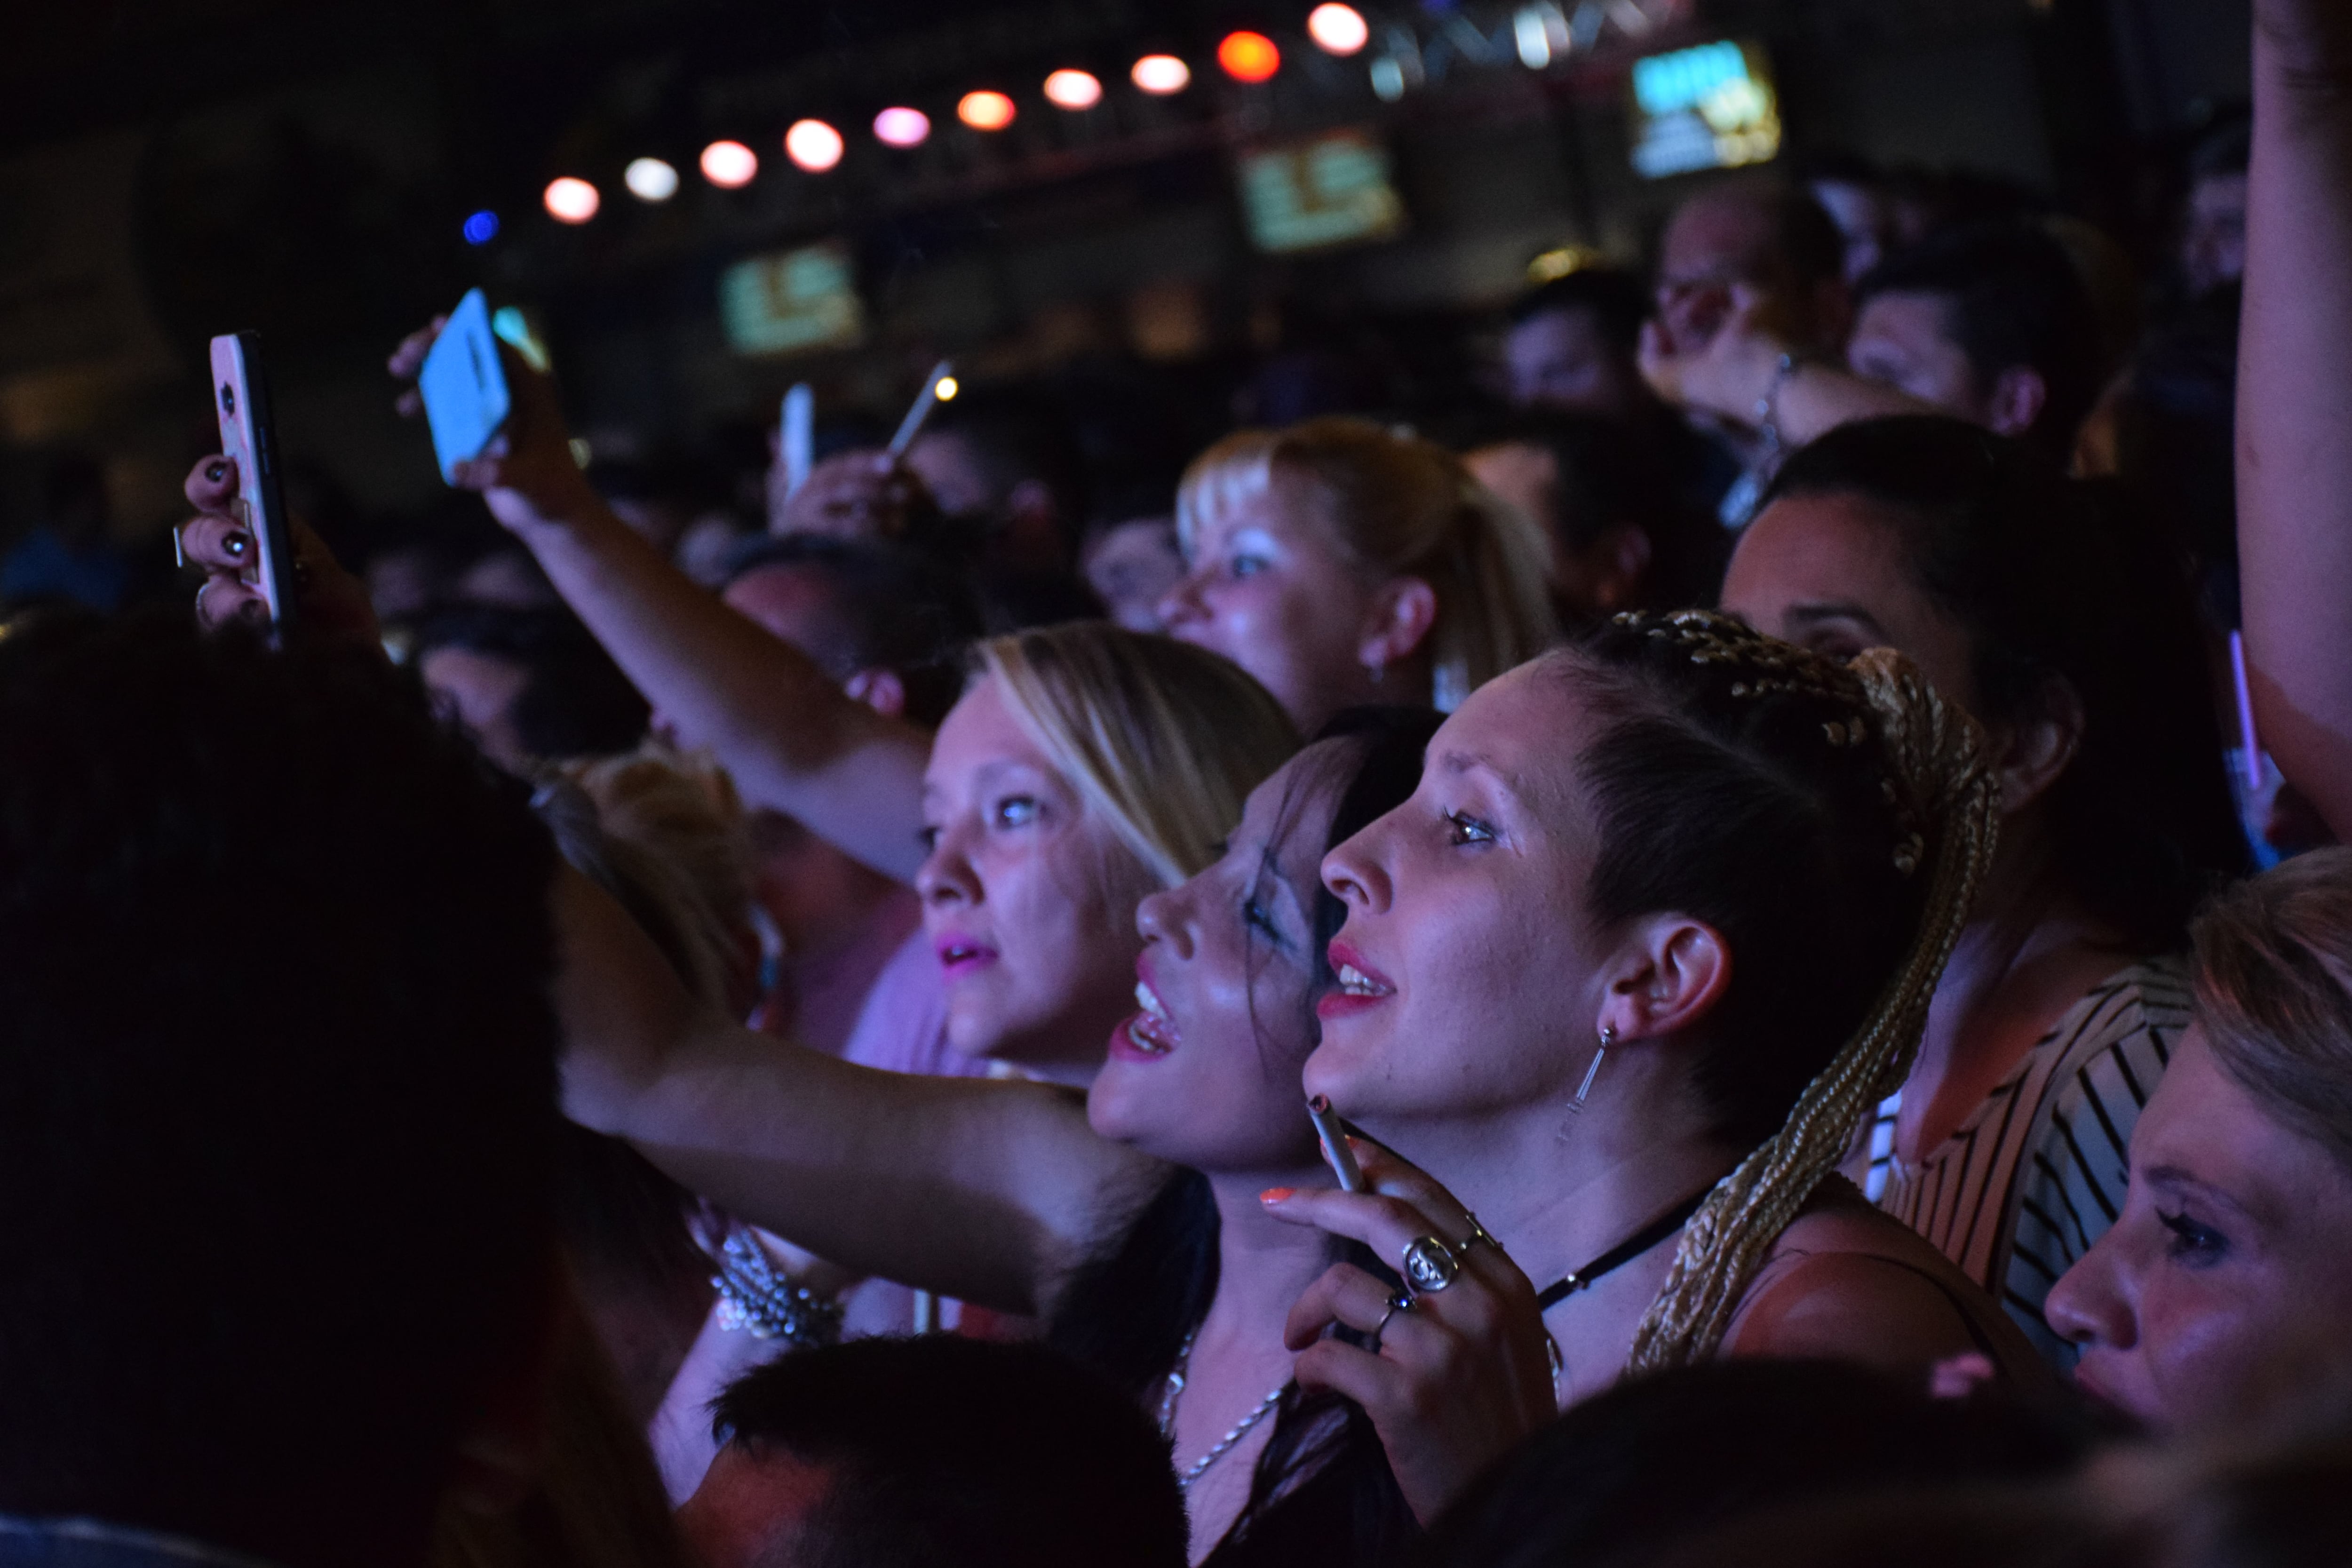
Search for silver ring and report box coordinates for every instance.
[1459,1214,1502,1257]
[1372,1289,1413,1343]
[1400,1234,1462,1294]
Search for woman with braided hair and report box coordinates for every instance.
[1264,610,2043,1522]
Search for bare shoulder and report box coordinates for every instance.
[1721,1189,2044,1383]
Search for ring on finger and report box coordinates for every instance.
[1372,1289,1414,1343]
[1400,1234,1462,1294]
[1458,1213,1503,1258]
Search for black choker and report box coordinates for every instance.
[1534,1186,1716,1310]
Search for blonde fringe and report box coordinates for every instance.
[1622,643,2003,1374]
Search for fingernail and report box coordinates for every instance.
[205,461,228,483]
[1260,1187,1295,1204]
[223,531,250,558]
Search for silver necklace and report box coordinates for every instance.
[1158,1329,1290,1490]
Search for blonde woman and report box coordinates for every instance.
[1160,417,1558,732]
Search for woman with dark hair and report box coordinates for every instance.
[564,714,1438,1565]
[1721,415,2249,1360]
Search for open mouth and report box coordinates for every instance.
[1319,939,1396,1020]
[934,935,999,979]
[1120,978,1181,1056]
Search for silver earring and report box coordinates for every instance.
[1570,1026,1612,1114]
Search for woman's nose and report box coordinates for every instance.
[1155,567,1208,633]
[1321,820,1392,912]
[1134,885,1195,959]
[915,826,981,909]
[2043,1232,2135,1353]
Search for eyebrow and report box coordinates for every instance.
[2138,1164,2258,1220]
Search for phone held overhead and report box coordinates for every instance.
[418,289,515,485]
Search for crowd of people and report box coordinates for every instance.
[9,2,2352,1565]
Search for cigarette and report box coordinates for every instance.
[1307,1096,1367,1193]
[887,360,955,457]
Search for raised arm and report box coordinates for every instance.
[1641,287,1928,452]
[392,325,935,880]
[2237,0,2352,839]
[552,866,1164,1314]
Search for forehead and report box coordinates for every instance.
[1241,739,1356,862]
[1662,194,1776,275]
[1435,661,1603,809]
[1853,290,1958,352]
[1729,493,1910,597]
[1508,307,1608,357]
[928,674,1055,783]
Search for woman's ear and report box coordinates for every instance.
[1994,672,2084,818]
[1985,366,2051,439]
[1597,915,1732,1043]
[1356,575,1440,671]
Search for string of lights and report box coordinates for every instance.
[492,0,1685,238]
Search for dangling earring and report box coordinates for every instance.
[1365,660,1385,687]
[1570,1025,1612,1114]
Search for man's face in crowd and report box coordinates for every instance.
[1503,306,1645,417]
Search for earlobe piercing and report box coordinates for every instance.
[1570,1025,1613,1114]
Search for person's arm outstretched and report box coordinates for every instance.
[390,323,936,881]
[2237,0,2352,840]
[552,867,1164,1314]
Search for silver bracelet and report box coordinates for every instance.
[1755,351,1805,455]
[710,1230,845,1348]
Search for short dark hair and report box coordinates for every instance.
[923,388,1091,531]
[1429,1359,2091,1568]
[413,603,651,759]
[1762,184,1851,290]
[0,609,560,1561]
[1481,411,1729,612]
[1763,417,2248,950]
[722,534,982,725]
[1858,220,2107,450]
[1508,268,1652,355]
[710,1336,1187,1568]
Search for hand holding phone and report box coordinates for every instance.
[417,289,513,484]
[207,332,298,637]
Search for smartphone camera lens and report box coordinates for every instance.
[219,383,236,416]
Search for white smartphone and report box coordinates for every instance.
[207,332,298,638]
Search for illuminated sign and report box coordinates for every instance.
[719,241,866,357]
[1629,40,1781,179]
[1238,130,1406,254]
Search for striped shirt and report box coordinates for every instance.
[1870,958,2191,1367]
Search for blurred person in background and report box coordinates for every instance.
[0,608,573,1568]
[1501,268,1655,419]
[683,1338,1185,1568]
[1722,418,2248,1361]
[1646,219,2107,468]
[701,533,979,1053]
[2179,115,2252,302]
[1081,471,1189,635]
[1802,152,1904,285]
[1463,411,1729,628]
[1645,181,1853,521]
[1159,416,1557,732]
[413,604,650,772]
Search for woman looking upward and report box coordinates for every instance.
[1158,417,1558,733]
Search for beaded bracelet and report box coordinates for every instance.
[710,1229,845,1349]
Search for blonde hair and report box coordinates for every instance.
[1608,620,2003,1372]
[1177,417,1559,710]
[2191,848,2352,1176]
[972,623,1299,889]
[544,748,753,1011]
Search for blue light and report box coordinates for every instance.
[462,210,500,246]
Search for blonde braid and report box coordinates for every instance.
[1621,634,2002,1373]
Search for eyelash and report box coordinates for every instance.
[993,796,1042,830]
[1243,898,1282,940]
[1228,554,1269,579]
[1445,809,1497,847]
[2158,1209,2229,1265]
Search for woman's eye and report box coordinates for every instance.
[993,796,1042,830]
[1444,809,1497,847]
[1242,898,1282,939]
[1228,553,1270,580]
[2158,1209,2229,1266]
[918,825,942,852]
